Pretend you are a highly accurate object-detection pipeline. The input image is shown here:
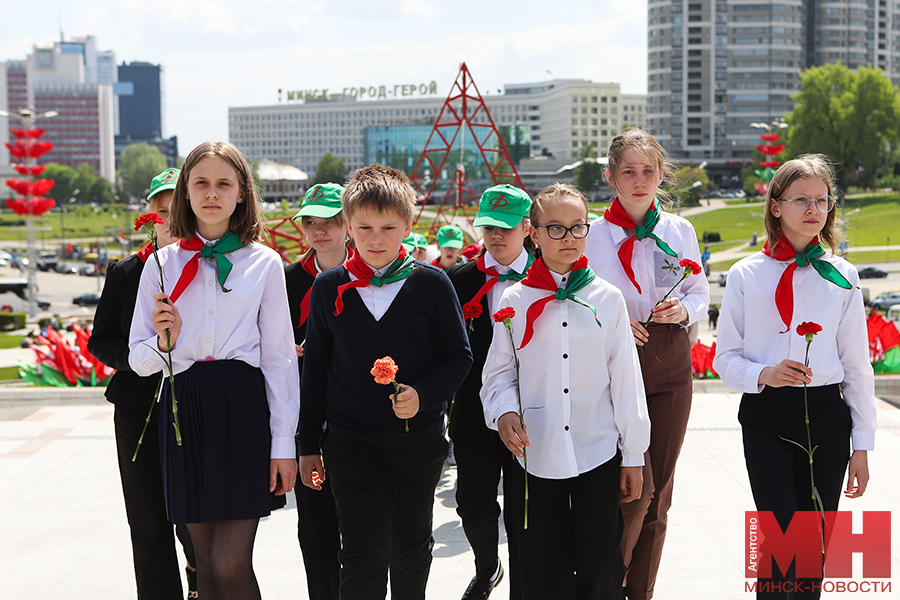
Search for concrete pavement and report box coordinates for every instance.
[1,388,898,599]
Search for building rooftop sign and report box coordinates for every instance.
[279,81,438,103]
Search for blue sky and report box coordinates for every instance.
[1,0,648,154]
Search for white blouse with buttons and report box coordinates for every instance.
[128,235,300,459]
[481,268,650,479]
[713,251,876,451]
[584,210,709,325]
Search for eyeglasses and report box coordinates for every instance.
[534,223,591,240]
[779,194,836,213]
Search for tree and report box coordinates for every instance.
[87,176,116,205]
[311,153,347,186]
[669,166,712,208]
[37,163,78,203]
[573,144,605,195]
[119,143,167,200]
[785,64,900,189]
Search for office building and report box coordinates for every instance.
[228,78,646,182]
[2,38,116,181]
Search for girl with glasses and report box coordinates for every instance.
[714,155,875,599]
[583,129,708,600]
[482,183,650,600]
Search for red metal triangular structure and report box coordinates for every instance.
[411,63,524,236]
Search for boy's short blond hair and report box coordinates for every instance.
[341,164,415,224]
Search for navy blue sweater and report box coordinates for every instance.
[297,261,473,453]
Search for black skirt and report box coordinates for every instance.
[159,359,286,523]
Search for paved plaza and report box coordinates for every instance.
[1,386,898,599]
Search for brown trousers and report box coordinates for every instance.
[620,323,693,600]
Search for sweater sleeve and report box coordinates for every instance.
[88,260,132,372]
[407,269,473,411]
[297,275,333,456]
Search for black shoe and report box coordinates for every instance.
[461,561,504,600]
[186,565,198,599]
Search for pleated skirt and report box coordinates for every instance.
[159,359,286,523]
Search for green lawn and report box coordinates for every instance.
[685,205,769,246]
[0,333,25,349]
[0,366,20,381]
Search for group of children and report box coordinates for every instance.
[97,129,875,600]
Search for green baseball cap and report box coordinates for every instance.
[473,185,531,229]
[148,168,180,201]
[402,232,430,254]
[436,224,465,249]
[292,183,344,221]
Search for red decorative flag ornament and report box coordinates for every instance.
[755,144,785,156]
[759,134,780,143]
[5,178,54,197]
[10,128,45,139]
[759,161,781,169]
[13,164,45,176]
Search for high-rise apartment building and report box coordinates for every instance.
[2,43,116,181]
[647,0,900,187]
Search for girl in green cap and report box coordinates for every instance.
[284,182,347,600]
[433,223,467,269]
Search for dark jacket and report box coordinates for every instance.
[298,262,473,453]
[446,260,497,446]
[88,247,160,408]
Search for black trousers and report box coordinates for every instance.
[504,455,625,600]
[454,434,522,599]
[293,472,341,600]
[739,384,851,600]
[115,398,195,600]
[323,433,448,600]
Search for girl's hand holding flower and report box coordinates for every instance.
[298,454,325,491]
[497,411,529,458]
[758,359,812,387]
[630,318,650,346]
[649,297,688,325]
[151,292,181,350]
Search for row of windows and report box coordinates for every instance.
[571,95,619,103]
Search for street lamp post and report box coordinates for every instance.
[1,107,59,317]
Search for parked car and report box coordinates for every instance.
[78,264,100,277]
[37,252,58,272]
[72,293,102,307]
[869,291,900,311]
[54,262,78,275]
[858,267,888,279]
[717,272,727,287]
[0,250,12,267]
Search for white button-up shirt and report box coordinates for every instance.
[483,248,531,315]
[584,211,709,325]
[481,269,650,479]
[128,236,300,459]
[713,251,876,451]
[349,255,409,321]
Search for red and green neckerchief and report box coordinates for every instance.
[603,196,677,294]
[169,232,245,303]
[296,254,319,328]
[334,247,416,316]
[762,236,852,333]
[462,253,534,321]
[517,255,602,349]
[136,241,155,264]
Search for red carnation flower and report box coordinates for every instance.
[462,301,483,321]
[371,356,399,385]
[492,307,516,322]
[679,258,702,275]
[796,322,823,337]
[134,212,165,232]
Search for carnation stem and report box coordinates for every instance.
[641,269,689,329]
[152,240,181,446]
[393,381,408,432]
[132,374,163,462]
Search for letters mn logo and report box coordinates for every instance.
[745,511,891,579]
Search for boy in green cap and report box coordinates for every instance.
[285,182,346,600]
[445,183,534,600]
[433,223,467,270]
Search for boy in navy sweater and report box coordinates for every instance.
[298,164,473,600]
